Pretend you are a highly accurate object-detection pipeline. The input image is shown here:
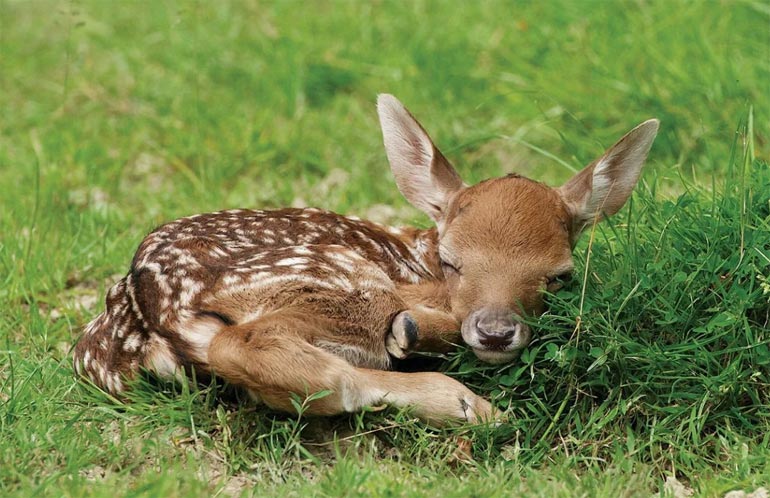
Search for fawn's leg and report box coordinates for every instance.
[388,281,463,358]
[386,306,462,359]
[207,312,492,425]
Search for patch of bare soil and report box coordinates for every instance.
[663,476,694,498]
[724,488,769,498]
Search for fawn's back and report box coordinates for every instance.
[75,207,439,393]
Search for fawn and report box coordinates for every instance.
[73,95,658,424]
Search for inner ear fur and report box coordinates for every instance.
[377,94,465,223]
[559,119,659,233]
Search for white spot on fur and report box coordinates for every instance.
[144,335,182,380]
[113,321,127,339]
[104,374,114,392]
[331,258,354,272]
[209,247,228,258]
[175,252,202,269]
[95,361,107,385]
[124,333,142,353]
[248,271,272,282]
[111,372,123,393]
[223,274,341,296]
[108,282,121,299]
[241,307,267,323]
[328,276,353,291]
[149,266,173,297]
[124,273,144,321]
[275,257,309,267]
[223,274,240,285]
[84,318,99,336]
[183,317,223,363]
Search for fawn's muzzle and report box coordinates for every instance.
[462,307,532,364]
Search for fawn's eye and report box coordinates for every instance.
[438,245,461,276]
[546,272,572,292]
[440,259,461,276]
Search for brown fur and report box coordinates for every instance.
[73,94,658,424]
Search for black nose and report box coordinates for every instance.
[476,317,520,348]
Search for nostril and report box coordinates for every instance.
[477,323,519,348]
[501,323,519,341]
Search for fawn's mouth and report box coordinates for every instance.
[471,348,522,364]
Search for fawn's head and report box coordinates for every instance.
[377,94,659,363]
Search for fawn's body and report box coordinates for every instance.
[74,95,658,423]
[75,207,489,421]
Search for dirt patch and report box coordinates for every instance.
[724,488,769,498]
[663,476,694,498]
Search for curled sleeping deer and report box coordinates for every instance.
[73,95,658,424]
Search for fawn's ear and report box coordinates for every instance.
[559,119,659,234]
[377,94,464,223]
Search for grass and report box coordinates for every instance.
[1,0,769,496]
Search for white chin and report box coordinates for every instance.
[472,348,521,364]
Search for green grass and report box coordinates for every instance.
[1,0,769,496]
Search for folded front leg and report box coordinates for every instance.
[386,306,462,359]
[207,311,491,425]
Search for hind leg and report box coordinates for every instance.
[208,311,493,425]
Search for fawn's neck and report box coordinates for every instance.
[387,225,453,310]
[392,225,441,278]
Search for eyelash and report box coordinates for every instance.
[546,273,572,290]
[440,259,461,275]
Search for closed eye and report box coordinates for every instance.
[546,272,572,292]
[440,259,461,276]
[438,245,462,276]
